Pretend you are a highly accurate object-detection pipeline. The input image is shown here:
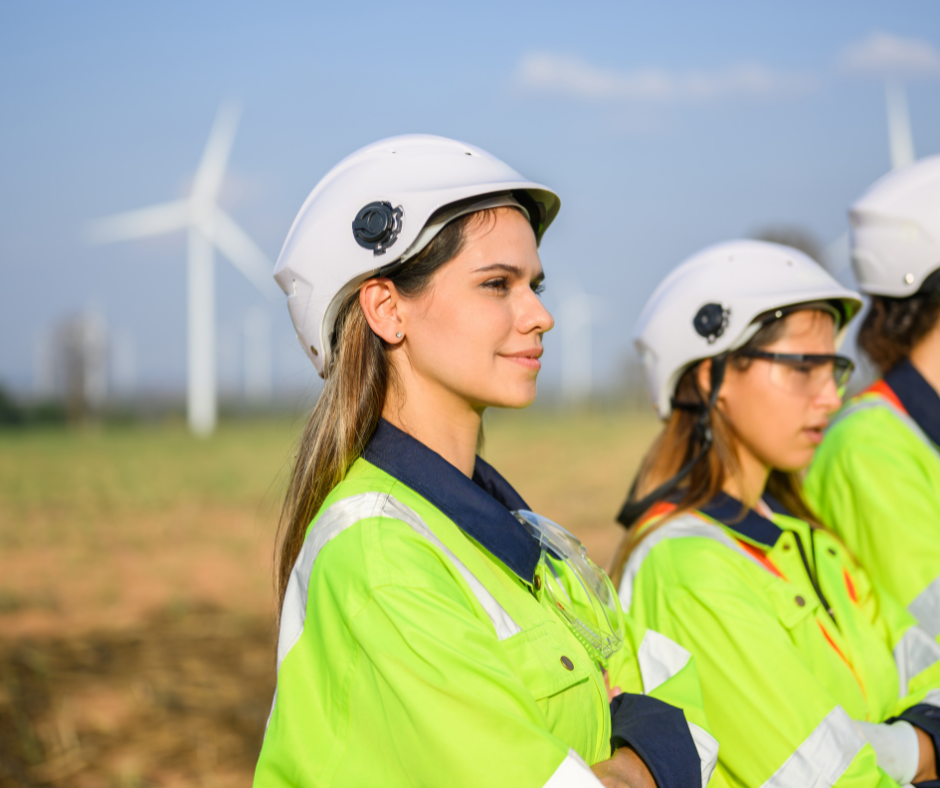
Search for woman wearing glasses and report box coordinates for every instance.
[609,240,940,788]
[805,157,940,648]
[254,135,717,788]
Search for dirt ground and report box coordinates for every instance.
[0,408,659,786]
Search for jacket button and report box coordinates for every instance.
[795,595,806,607]
[560,656,574,670]
[534,575,542,591]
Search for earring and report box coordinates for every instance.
[396,332,403,339]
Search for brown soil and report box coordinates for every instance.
[0,606,275,788]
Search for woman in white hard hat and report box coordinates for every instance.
[609,239,940,788]
[254,135,717,788]
[805,156,940,647]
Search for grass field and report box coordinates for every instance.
[0,407,660,787]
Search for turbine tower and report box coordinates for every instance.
[87,101,277,436]
[885,79,916,170]
[559,290,601,403]
[824,80,917,280]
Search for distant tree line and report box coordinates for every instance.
[0,385,66,427]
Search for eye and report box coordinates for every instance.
[532,281,546,296]
[482,277,509,292]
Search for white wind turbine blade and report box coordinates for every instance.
[85,200,190,245]
[885,79,915,170]
[209,208,279,300]
[191,100,242,207]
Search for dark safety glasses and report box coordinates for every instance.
[737,350,855,398]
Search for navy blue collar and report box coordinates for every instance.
[696,491,785,548]
[885,359,940,446]
[362,419,540,582]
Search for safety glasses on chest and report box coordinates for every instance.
[736,350,855,399]
[513,510,625,660]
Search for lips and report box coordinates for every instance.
[501,347,543,371]
[804,425,827,445]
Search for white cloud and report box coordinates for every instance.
[839,32,940,78]
[514,52,818,103]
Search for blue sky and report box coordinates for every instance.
[2,0,939,399]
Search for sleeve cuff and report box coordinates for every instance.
[609,692,700,788]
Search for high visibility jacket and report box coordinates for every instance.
[255,419,718,788]
[618,492,940,788]
[805,359,940,641]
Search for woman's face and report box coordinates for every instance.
[395,207,553,411]
[716,310,844,473]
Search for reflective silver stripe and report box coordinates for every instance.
[688,722,719,788]
[923,688,940,707]
[637,629,691,694]
[543,749,604,787]
[894,624,940,697]
[761,705,865,788]
[618,514,769,611]
[832,397,939,457]
[909,576,940,640]
[277,491,521,675]
[380,495,522,641]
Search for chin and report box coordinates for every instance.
[774,451,816,474]
[488,385,538,410]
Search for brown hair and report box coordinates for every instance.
[857,270,940,374]
[609,311,824,586]
[275,209,500,613]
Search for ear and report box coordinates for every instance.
[359,278,405,345]
[695,358,713,398]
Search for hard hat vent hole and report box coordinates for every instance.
[693,303,730,344]
[310,345,319,357]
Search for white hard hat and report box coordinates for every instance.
[850,155,940,297]
[635,240,863,420]
[273,134,560,374]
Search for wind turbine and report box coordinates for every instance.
[884,79,916,169]
[824,79,917,280]
[87,101,278,436]
[559,289,602,403]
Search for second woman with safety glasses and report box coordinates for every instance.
[611,240,940,788]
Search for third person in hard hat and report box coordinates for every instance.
[610,239,940,787]
[805,156,940,646]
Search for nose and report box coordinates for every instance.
[816,373,843,415]
[519,288,554,336]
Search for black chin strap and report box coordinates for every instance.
[616,355,728,529]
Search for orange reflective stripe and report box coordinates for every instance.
[818,620,867,700]
[636,500,678,530]
[864,379,908,415]
[734,539,787,580]
[843,568,858,604]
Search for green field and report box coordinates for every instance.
[0,408,660,787]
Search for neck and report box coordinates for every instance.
[721,443,772,510]
[382,375,482,479]
[909,320,940,395]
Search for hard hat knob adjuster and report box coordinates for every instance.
[352,202,404,256]
[693,303,730,344]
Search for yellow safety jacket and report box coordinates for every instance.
[806,359,940,641]
[619,493,940,788]
[256,419,718,787]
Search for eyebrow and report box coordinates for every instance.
[474,262,545,283]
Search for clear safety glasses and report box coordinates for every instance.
[737,350,855,399]
[513,510,625,660]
